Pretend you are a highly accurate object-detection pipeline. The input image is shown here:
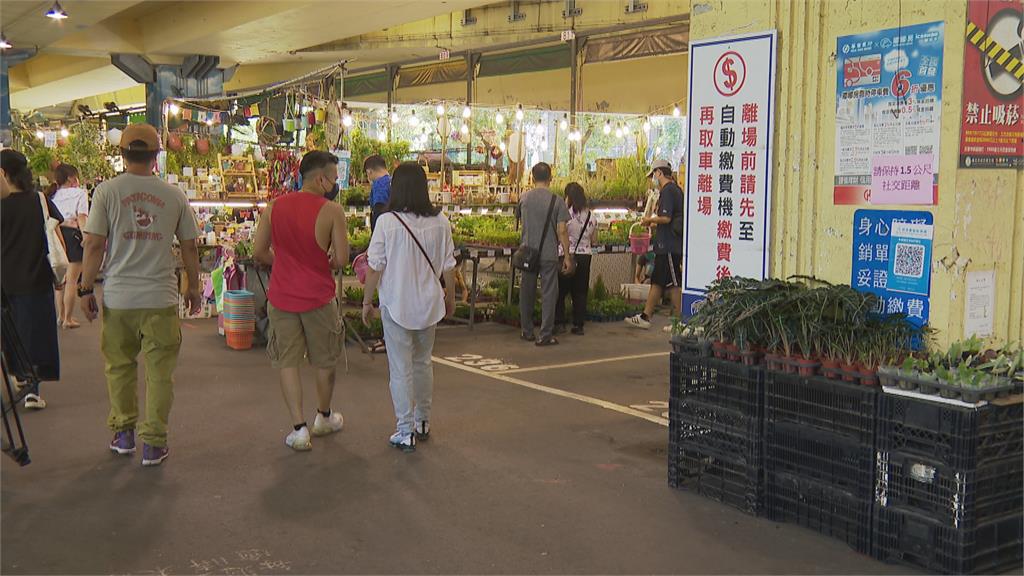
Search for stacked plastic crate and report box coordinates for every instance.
[668,344,763,515]
[762,372,877,553]
[872,394,1023,574]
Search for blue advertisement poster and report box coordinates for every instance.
[851,209,933,328]
[834,22,944,205]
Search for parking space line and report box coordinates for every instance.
[432,356,669,427]
[502,352,669,374]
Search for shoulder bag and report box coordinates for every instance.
[38,192,69,286]
[511,195,556,273]
[560,209,591,278]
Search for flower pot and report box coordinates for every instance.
[783,355,800,374]
[711,340,728,360]
[795,357,820,378]
[840,362,859,383]
[740,349,762,367]
[725,343,741,363]
[858,367,879,387]
[821,358,842,380]
[765,353,785,373]
[915,373,939,395]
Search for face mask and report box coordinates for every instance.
[324,179,340,202]
[651,177,660,190]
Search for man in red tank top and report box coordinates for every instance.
[253,151,350,451]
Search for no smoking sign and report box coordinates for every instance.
[714,51,747,97]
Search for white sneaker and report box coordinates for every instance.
[285,426,312,451]
[624,314,651,329]
[312,411,344,436]
[24,393,46,410]
[389,431,416,452]
[663,325,674,333]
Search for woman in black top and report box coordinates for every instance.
[1,149,63,410]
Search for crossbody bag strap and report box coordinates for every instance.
[536,194,556,251]
[393,213,439,278]
[572,209,591,253]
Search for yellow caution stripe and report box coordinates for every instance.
[965,20,1024,81]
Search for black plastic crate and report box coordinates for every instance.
[669,443,761,515]
[873,506,1023,574]
[765,471,873,554]
[670,355,763,421]
[876,451,1023,529]
[876,393,1023,471]
[765,372,876,444]
[765,422,874,499]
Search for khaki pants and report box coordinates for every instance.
[101,307,181,447]
[266,300,343,369]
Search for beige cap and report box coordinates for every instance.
[120,123,161,152]
[646,158,671,177]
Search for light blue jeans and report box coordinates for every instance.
[381,308,436,435]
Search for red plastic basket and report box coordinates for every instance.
[628,223,651,255]
[225,330,254,350]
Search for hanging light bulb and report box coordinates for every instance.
[377,131,388,143]
[614,126,624,138]
[60,127,69,138]
[462,105,472,119]
[495,111,505,125]
[672,105,681,118]
[45,1,68,20]
[559,114,568,131]
[391,110,400,123]
[436,103,446,115]
[535,118,544,135]
[408,110,420,127]
[168,103,180,116]
[541,141,548,151]
[35,130,45,140]
[515,104,524,121]
[342,112,354,128]
[460,123,469,135]
[0,34,12,50]
[499,141,507,152]
[642,118,651,132]
[603,120,611,135]
[205,119,214,126]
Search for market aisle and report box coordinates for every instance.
[1,320,908,575]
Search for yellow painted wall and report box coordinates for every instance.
[690,0,1023,346]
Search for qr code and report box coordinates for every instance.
[893,242,925,278]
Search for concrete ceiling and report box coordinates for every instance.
[3,0,492,110]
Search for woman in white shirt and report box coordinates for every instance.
[363,162,456,452]
[555,182,598,335]
[48,164,88,329]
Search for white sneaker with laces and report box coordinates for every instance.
[389,431,416,452]
[624,314,651,330]
[312,411,344,436]
[24,393,46,410]
[285,426,312,451]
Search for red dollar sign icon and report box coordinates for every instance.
[723,57,738,90]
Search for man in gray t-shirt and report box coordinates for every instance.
[79,123,201,467]
[516,163,573,345]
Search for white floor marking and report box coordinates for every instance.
[502,352,670,374]
[432,356,669,427]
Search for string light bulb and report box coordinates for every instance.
[391,111,400,123]
[495,111,505,125]
[515,104,524,121]
[168,103,180,116]
[408,110,420,127]
[499,141,507,152]
[342,112,354,128]
[462,105,472,119]
[377,131,388,143]
[603,120,611,135]
[559,114,568,131]
[642,118,651,132]
[35,130,45,140]
[60,127,69,138]
[614,126,624,138]
[535,118,544,135]
[460,123,469,135]
[436,103,446,115]
[672,105,681,118]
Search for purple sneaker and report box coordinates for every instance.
[109,430,136,455]
[141,444,169,467]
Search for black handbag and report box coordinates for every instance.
[512,195,556,273]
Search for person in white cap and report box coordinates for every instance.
[625,159,684,330]
[80,123,201,467]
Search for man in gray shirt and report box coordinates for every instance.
[517,163,573,346]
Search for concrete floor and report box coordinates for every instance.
[2,315,912,575]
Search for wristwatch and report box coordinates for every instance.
[77,284,94,297]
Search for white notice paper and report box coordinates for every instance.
[964,270,995,339]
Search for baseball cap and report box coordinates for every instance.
[120,123,161,152]
[646,159,671,177]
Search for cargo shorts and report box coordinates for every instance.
[267,300,344,369]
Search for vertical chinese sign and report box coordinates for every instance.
[682,31,777,317]
[851,209,933,330]
[834,22,945,205]
[959,0,1023,169]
